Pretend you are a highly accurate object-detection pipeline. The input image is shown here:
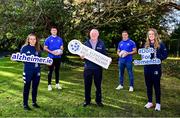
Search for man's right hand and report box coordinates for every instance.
[80,55,85,60]
[50,51,59,56]
[44,46,59,55]
[50,51,57,55]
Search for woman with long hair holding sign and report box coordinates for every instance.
[20,34,41,110]
[144,28,168,111]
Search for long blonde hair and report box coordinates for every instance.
[145,28,160,49]
[24,33,40,52]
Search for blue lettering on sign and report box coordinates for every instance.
[11,53,53,65]
[134,48,161,65]
[138,48,154,54]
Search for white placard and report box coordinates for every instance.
[133,48,161,65]
[68,39,112,69]
[11,53,53,65]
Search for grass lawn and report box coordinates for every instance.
[0,53,179,117]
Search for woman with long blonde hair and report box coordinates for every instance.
[144,28,168,111]
[20,33,41,110]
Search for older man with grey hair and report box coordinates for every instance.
[80,29,106,107]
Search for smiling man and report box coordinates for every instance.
[44,26,64,91]
[116,31,137,92]
[81,29,106,107]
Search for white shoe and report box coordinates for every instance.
[129,86,134,92]
[55,83,62,90]
[155,103,161,111]
[116,85,123,90]
[48,85,52,91]
[144,102,153,109]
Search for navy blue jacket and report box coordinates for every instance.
[84,39,106,69]
[144,42,168,70]
[20,45,41,72]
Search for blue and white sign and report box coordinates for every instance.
[11,53,53,65]
[68,40,82,54]
[68,39,112,69]
[133,48,161,65]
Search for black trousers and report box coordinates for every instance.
[83,68,103,104]
[144,68,162,104]
[48,58,61,85]
[23,70,40,106]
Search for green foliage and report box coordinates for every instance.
[171,24,180,39]
[163,58,180,78]
[169,24,180,57]
[0,0,179,52]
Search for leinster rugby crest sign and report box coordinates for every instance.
[68,39,112,69]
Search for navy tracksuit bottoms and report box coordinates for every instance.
[84,68,103,104]
[144,68,162,104]
[48,58,61,85]
[23,70,40,106]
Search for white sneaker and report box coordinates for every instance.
[144,102,153,109]
[116,85,123,90]
[129,86,134,92]
[155,103,161,111]
[48,85,52,91]
[55,83,62,90]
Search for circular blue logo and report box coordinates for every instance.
[68,40,82,54]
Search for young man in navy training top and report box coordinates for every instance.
[80,29,106,107]
[116,31,137,91]
[44,26,64,91]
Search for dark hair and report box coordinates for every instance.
[122,30,128,34]
[51,26,58,30]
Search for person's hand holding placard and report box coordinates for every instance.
[68,39,112,69]
[133,48,161,65]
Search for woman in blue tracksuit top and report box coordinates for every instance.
[81,29,106,107]
[144,28,168,111]
[20,34,41,110]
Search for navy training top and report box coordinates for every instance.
[20,45,41,72]
[144,42,168,70]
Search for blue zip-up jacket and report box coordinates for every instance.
[20,45,41,72]
[84,39,106,69]
[144,42,168,70]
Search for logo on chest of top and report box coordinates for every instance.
[35,51,38,55]
[127,43,130,46]
[97,46,102,50]
[51,40,60,43]
[27,51,31,54]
